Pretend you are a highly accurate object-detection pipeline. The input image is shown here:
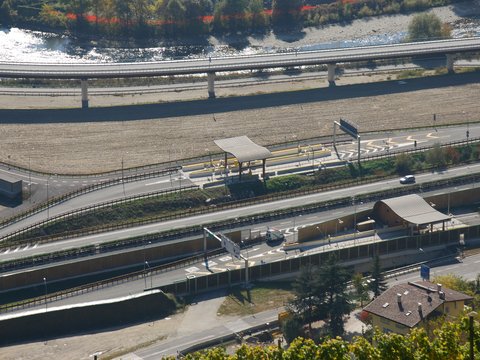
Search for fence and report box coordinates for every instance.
[0,166,181,231]
[0,183,198,245]
[1,170,479,273]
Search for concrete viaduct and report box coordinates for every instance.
[1,37,479,109]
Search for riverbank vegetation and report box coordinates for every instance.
[0,0,465,41]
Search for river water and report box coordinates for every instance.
[1,21,479,64]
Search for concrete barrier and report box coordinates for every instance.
[0,290,175,345]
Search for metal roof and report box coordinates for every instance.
[214,136,272,163]
[376,194,450,225]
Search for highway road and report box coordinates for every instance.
[0,38,479,79]
[0,123,477,238]
[1,161,478,263]
[4,199,478,312]
[2,60,477,96]
[129,250,480,359]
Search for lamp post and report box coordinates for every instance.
[43,277,48,312]
[29,153,32,203]
[143,241,151,289]
[145,261,153,289]
[336,219,343,236]
[293,215,302,242]
[46,177,50,219]
[121,155,126,197]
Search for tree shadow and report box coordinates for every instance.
[449,2,480,17]
[272,28,306,43]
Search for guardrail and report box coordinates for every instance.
[1,168,478,275]
[0,184,198,245]
[0,248,226,314]
[360,137,480,163]
[0,166,181,232]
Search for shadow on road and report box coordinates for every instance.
[0,72,478,124]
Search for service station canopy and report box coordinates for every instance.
[214,135,272,181]
[214,136,272,163]
[374,194,451,226]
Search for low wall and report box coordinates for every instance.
[0,230,242,292]
[0,290,175,345]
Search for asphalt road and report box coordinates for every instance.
[0,122,478,239]
[127,248,480,359]
[1,160,478,263]
[1,38,479,79]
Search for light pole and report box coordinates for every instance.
[336,219,343,236]
[310,146,315,170]
[43,277,48,312]
[353,198,363,245]
[46,177,49,219]
[29,154,32,203]
[145,261,152,289]
[121,155,126,197]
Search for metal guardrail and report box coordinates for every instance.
[0,166,181,233]
[0,248,226,314]
[1,169,478,275]
[0,184,198,245]
[360,137,480,162]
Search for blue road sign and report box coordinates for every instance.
[420,264,430,280]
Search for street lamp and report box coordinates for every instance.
[293,215,302,242]
[336,219,343,236]
[43,277,48,312]
[145,261,153,289]
[353,198,363,244]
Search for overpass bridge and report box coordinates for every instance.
[1,37,479,108]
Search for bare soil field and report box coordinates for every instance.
[0,71,478,174]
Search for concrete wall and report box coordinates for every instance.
[0,290,175,345]
[0,230,242,292]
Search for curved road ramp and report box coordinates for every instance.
[0,290,175,345]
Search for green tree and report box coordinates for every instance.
[316,256,353,337]
[353,273,370,307]
[163,0,187,35]
[288,263,319,332]
[272,0,303,28]
[406,12,451,42]
[370,255,388,297]
[248,0,267,31]
[213,0,249,32]
[425,142,447,169]
[281,315,304,344]
[395,153,413,175]
[39,4,67,28]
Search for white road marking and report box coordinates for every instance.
[202,261,217,267]
[145,179,172,186]
[185,266,200,273]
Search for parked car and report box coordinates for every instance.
[400,175,415,184]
